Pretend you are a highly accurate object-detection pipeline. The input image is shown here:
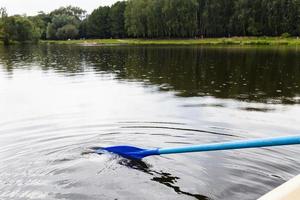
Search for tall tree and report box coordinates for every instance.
[46,6,85,39]
[110,1,127,38]
[47,14,80,39]
[0,8,8,44]
[50,6,86,20]
[146,0,165,37]
[87,6,111,38]
[125,0,148,37]
[1,15,41,44]
[29,12,51,39]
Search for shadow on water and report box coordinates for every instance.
[1,44,300,105]
[87,147,210,200]
[119,159,211,200]
[95,148,211,200]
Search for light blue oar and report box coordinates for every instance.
[97,135,300,160]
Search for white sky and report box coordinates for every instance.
[1,0,119,16]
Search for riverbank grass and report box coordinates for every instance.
[42,37,300,45]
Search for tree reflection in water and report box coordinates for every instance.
[0,44,300,104]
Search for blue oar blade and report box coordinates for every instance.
[98,145,159,160]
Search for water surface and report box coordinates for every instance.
[0,45,300,200]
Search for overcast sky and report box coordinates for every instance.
[1,0,119,16]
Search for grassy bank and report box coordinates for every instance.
[41,37,300,46]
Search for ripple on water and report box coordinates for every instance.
[1,45,300,200]
[0,115,300,200]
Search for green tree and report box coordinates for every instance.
[125,0,198,38]
[56,24,79,39]
[146,0,165,37]
[46,6,85,40]
[50,6,86,20]
[79,18,88,38]
[1,15,40,44]
[29,12,51,39]
[0,7,8,18]
[46,23,56,39]
[125,0,148,37]
[87,6,111,38]
[46,14,80,39]
[110,1,127,38]
[0,8,9,44]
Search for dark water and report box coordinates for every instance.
[0,44,300,200]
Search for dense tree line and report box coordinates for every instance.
[124,0,300,37]
[1,0,300,44]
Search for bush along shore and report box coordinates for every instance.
[42,37,300,46]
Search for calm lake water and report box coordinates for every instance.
[0,44,300,200]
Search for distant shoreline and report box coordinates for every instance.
[40,37,300,46]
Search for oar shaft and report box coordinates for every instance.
[158,135,300,155]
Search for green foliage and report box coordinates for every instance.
[281,32,291,38]
[0,8,8,41]
[124,0,148,37]
[163,0,199,37]
[110,1,127,38]
[79,18,88,38]
[0,7,8,18]
[87,6,111,38]
[46,23,56,39]
[2,0,300,43]
[145,0,165,37]
[0,14,41,44]
[56,24,79,39]
[46,6,85,40]
[29,12,52,39]
[229,0,300,37]
[124,0,199,37]
[123,0,300,38]
[50,6,86,20]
